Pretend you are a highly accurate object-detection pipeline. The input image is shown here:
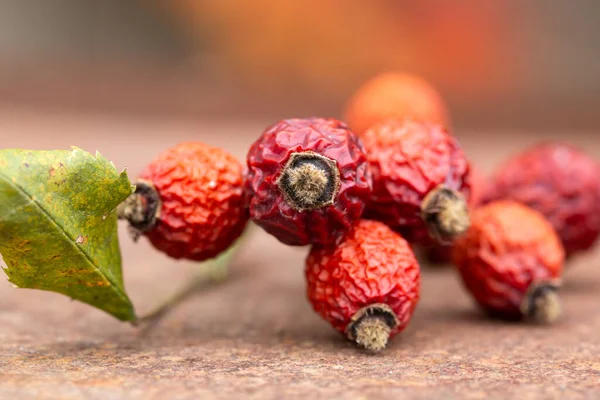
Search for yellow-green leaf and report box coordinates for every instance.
[0,147,136,321]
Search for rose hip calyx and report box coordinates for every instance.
[345,303,400,353]
[421,184,470,244]
[276,151,340,212]
[117,180,161,240]
[520,281,562,324]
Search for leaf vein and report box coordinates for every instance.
[0,170,131,306]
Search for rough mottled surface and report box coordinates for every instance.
[139,142,248,261]
[1,109,600,399]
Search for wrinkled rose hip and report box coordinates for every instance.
[484,142,600,257]
[344,72,449,135]
[306,220,420,352]
[453,201,564,323]
[118,142,248,261]
[245,118,372,246]
[361,118,472,244]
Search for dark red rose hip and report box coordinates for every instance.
[245,118,372,246]
[484,142,600,257]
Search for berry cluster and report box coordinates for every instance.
[119,72,600,353]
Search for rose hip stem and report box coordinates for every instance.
[132,224,254,331]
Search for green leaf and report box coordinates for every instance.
[0,147,136,321]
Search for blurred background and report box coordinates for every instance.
[0,0,599,130]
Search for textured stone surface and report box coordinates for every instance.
[1,108,600,399]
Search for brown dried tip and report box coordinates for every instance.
[421,184,470,244]
[277,151,340,212]
[346,304,399,353]
[520,281,562,324]
[116,180,161,241]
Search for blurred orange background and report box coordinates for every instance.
[0,0,599,129]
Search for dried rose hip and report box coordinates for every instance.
[306,219,420,352]
[361,118,472,244]
[484,142,600,257]
[453,201,564,323]
[245,118,372,246]
[344,72,449,135]
[118,142,248,261]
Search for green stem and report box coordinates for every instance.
[133,224,253,331]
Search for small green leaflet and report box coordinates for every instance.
[0,147,136,321]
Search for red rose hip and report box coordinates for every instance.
[118,142,248,261]
[361,118,472,244]
[484,142,600,257]
[306,220,420,352]
[453,201,565,323]
[245,118,372,246]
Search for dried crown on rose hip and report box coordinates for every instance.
[245,117,372,246]
[361,118,472,245]
[422,165,487,265]
[118,141,248,261]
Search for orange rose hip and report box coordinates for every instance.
[118,142,248,261]
[344,72,449,135]
[453,201,564,323]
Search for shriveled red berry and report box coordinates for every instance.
[484,142,600,257]
[344,72,449,135]
[453,201,564,323]
[118,142,248,261]
[245,118,372,246]
[361,118,472,244]
[306,220,420,352]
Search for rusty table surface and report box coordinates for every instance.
[0,107,599,400]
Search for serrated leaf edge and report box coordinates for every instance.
[0,155,135,320]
